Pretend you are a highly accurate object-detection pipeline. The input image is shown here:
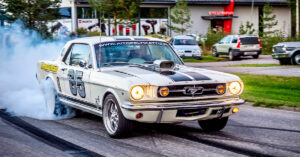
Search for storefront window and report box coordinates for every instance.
[140,8,168,18]
[77,7,97,19]
[59,8,71,19]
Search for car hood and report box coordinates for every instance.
[173,45,200,50]
[98,64,241,90]
[275,42,300,47]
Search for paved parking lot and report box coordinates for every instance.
[186,55,300,77]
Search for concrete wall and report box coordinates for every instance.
[231,6,259,35]
[272,6,291,36]
[171,5,291,37]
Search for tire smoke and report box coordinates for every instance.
[0,22,75,120]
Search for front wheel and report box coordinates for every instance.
[292,53,300,65]
[198,117,228,132]
[103,94,132,138]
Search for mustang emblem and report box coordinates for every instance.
[183,86,204,95]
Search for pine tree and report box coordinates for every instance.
[259,2,278,36]
[89,0,141,36]
[239,21,256,35]
[167,0,193,35]
[1,0,61,39]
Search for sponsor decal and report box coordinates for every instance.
[41,62,58,72]
[99,41,168,47]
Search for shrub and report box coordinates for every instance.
[76,27,88,36]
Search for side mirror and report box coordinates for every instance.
[79,60,87,68]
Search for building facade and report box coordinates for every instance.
[53,0,291,37]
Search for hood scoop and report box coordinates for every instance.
[153,60,175,72]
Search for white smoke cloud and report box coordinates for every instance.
[0,22,74,120]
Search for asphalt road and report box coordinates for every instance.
[186,55,300,77]
[1,103,300,157]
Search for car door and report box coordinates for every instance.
[223,36,232,53]
[216,37,227,53]
[60,43,93,105]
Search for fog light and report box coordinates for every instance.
[136,113,143,119]
[232,107,239,113]
[159,87,169,97]
[216,85,225,95]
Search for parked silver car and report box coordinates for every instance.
[272,42,300,65]
[212,35,262,60]
[170,35,202,60]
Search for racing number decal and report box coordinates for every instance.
[76,71,86,98]
[68,70,86,98]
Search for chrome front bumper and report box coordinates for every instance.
[121,98,245,111]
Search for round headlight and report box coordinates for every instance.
[228,82,242,95]
[159,87,169,97]
[130,86,144,100]
[216,85,225,95]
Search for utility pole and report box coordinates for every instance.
[297,0,299,35]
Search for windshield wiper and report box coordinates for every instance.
[103,62,130,66]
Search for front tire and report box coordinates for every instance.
[103,94,132,138]
[198,117,228,132]
[292,53,300,65]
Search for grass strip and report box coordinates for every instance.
[183,56,227,63]
[234,73,300,108]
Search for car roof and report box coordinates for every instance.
[173,35,194,39]
[227,35,258,38]
[69,36,166,45]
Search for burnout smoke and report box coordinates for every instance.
[0,22,75,120]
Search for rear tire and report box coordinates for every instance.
[44,79,74,117]
[198,117,228,132]
[212,47,219,57]
[229,50,237,61]
[252,55,259,59]
[103,94,132,138]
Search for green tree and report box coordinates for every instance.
[239,21,256,35]
[88,0,141,35]
[167,0,192,35]
[1,0,61,38]
[259,2,278,37]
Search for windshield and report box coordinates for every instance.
[94,41,183,67]
[174,39,197,45]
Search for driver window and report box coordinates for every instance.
[225,37,232,44]
[69,44,91,67]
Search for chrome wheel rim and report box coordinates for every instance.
[212,48,216,56]
[295,54,300,65]
[104,100,119,134]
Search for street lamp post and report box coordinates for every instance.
[297,0,299,35]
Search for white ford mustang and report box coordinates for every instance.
[36,36,244,138]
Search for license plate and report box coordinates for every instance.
[244,52,257,55]
[185,53,192,56]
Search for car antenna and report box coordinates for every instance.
[98,8,102,68]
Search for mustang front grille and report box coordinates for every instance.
[157,83,226,98]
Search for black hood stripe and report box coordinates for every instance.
[160,71,193,82]
[180,72,211,81]
[134,66,210,82]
